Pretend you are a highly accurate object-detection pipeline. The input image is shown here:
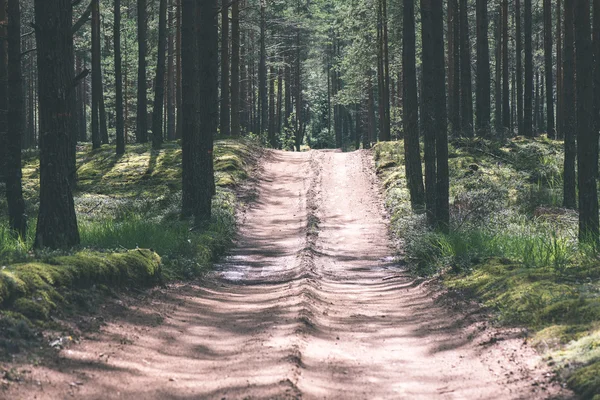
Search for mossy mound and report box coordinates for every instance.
[568,361,600,399]
[0,249,161,321]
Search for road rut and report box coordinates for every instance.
[6,150,571,400]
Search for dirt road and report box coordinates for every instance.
[6,150,571,399]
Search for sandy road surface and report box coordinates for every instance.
[5,150,572,399]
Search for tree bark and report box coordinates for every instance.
[516,0,523,136]
[33,0,80,248]
[259,2,267,136]
[167,0,176,140]
[403,0,425,209]
[151,0,168,149]
[556,0,563,139]
[268,65,276,147]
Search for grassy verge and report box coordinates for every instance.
[0,139,258,332]
[374,138,600,399]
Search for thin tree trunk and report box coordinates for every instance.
[475,0,490,135]
[494,6,502,133]
[175,0,182,139]
[381,0,391,141]
[33,0,80,248]
[544,0,555,138]
[259,1,267,136]
[502,0,510,130]
[231,0,240,137]
[151,0,168,149]
[563,0,576,208]
[137,0,148,143]
[524,0,533,137]
[459,0,473,137]
[91,0,101,149]
[115,0,125,155]
[516,0,523,135]
[556,0,563,139]
[268,65,276,146]
[167,0,176,140]
[220,0,230,136]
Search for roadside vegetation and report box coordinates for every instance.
[0,139,257,352]
[374,138,600,399]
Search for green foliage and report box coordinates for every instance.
[374,138,600,398]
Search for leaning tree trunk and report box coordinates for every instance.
[151,0,168,149]
[33,0,80,248]
[403,0,425,209]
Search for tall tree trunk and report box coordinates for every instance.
[91,0,101,149]
[524,0,533,137]
[277,66,283,137]
[167,0,176,140]
[4,0,26,238]
[576,0,599,240]
[502,0,510,130]
[198,0,218,210]
[295,23,302,151]
[544,0,555,138]
[151,0,168,149]
[220,0,230,136]
[181,0,199,218]
[381,0,391,141]
[268,65,276,146]
[563,0,576,208]
[115,0,125,155]
[403,0,425,209]
[556,0,563,139]
[516,0,523,136]
[0,0,7,184]
[259,1,267,136]
[240,30,248,132]
[33,0,80,248]
[475,0,490,134]
[494,6,502,133]
[176,0,182,139]
[459,0,473,137]
[377,0,385,142]
[534,69,540,133]
[421,0,438,226]
[448,0,460,135]
[231,0,240,137]
[137,0,148,143]
[366,71,376,149]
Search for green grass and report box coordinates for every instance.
[0,139,258,326]
[374,137,600,399]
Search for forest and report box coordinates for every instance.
[1,0,600,398]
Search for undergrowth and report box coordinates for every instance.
[0,139,257,332]
[374,137,600,399]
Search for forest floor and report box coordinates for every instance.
[3,149,574,399]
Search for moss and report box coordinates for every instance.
[568,361,600,399]
[0,250,161,321]
[13,298,49,320]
